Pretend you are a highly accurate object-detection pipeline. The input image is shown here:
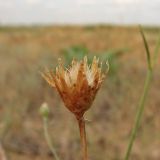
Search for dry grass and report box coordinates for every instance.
[0,25,160,160]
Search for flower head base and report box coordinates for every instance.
[41,56,108,120]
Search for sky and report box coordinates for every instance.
[0,0,160,25]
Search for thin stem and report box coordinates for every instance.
[78,117,88,160]
[139,26,152,70]
[43,117,60,160]
[124,26,160,160]
[124,69,152,160]
[153,36,160,66]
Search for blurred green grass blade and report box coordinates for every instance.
[124,26,155,160]
[139,26,152,70]
[153,36,160,66]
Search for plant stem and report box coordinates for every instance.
[153,36,160,66]
[43,117,60,160]
[124,68,152,160]
[78,117,88,160]
[124,27,160,160]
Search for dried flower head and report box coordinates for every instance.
[41,56,108,120]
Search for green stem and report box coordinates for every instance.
[124,68,152,160]
[78,117,88,160]
[153,36,160,66]
[43,117,60,160]
[124,26,160,160]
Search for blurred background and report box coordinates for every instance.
[0,0,160,160]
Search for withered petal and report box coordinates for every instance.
[40,71,55,87]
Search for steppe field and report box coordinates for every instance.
[0,25,160,160]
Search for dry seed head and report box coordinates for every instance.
[41,56,108,119]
